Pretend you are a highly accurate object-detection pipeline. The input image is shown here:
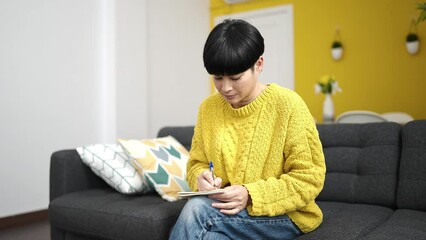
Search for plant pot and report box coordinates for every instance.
[331,47,343,61]
[323,94,335,123]
[406,40,419,55]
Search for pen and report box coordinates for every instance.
[209,161,215,187]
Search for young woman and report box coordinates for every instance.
[170,19,326,240]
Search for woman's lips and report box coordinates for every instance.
[224,94,236,100]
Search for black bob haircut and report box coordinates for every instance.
[203,19,264,76]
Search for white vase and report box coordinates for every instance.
[323,94,334,123]
[406,40,419,55]
[331,47,343,61]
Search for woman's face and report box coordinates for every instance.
[213,57,264,109]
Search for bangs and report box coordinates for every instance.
[204,42,257,76]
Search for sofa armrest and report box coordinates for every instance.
[49,149,108,201]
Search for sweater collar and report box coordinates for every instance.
[222,83,277,117]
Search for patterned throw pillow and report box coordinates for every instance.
[77,144,153,195]
[118,136,191,201]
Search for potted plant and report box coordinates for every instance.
[315,75,342,123]
[406,32,419,55]
[406,2,426,55]
[331,41,343,60]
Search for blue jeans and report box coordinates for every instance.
[169,196,302,240]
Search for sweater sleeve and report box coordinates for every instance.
[186,103,209,191]
[244,95,326,217]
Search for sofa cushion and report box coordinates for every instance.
[76,144,153,195]
[118,136,191,202]
[316,123,401,207]
[397,120,426,211]
[296,201,394,239]
[48,188,187,240]
[361,209,426,240]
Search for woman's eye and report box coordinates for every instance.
[214,76,223,80]
[231,76,241,81]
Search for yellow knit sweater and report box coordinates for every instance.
[186,83,326,233]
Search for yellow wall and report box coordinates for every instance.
[210,0,426,122]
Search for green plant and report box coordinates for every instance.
[417,2,426,24]
[406,33,419,42]
[315,75,342,95]
[331,41,342,49]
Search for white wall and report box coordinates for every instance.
[0,0,209,218]
[0,0,107,217]
[147,0,210,136]
[115,0,150,139]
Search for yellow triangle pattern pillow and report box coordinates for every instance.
[118,136,191,201]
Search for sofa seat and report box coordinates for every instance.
[49,189,187,240]
[297,201,394,239]
[362,209,426,240]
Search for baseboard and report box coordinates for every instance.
[0,209,48,231]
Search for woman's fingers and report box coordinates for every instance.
[211,201,243,215]
[209,185,249,215]
[214,177,222,188]
[197,171,218,191]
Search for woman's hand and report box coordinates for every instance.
[209,185,251,215]
[197,170,222,191]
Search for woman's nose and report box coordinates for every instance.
[221,78,233,92]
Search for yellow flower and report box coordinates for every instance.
[320,75,332,84]
[315,75,342,95]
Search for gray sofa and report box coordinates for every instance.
[49,121,426,240]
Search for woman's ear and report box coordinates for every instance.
[255,56,264,73]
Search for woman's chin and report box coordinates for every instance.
[225,98,237,106]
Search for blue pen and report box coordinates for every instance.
[209,161,215,187]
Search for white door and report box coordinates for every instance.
[215,5,294,89]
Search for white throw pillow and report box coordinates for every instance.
[77,144,153,194]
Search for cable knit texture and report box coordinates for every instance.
[187,83,326,233]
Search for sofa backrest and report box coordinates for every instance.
[316,122,401,208]
[397,120,426,211]
[158,123,404,208]
[157,126,194,151]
